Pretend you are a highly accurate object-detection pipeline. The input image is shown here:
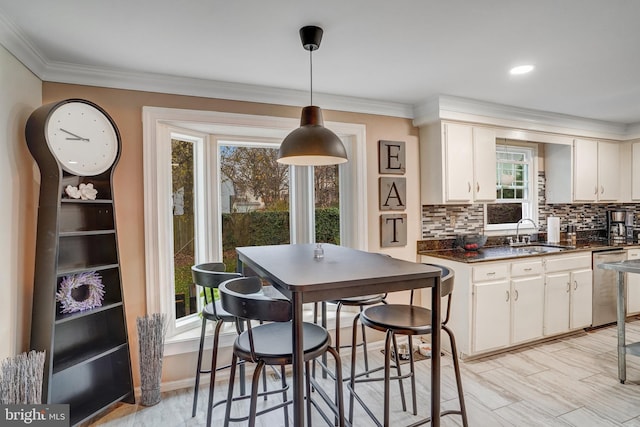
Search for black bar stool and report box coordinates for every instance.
[218,276,345,427]
[348,264,468,427]
[313,293,387,378]
[190,263,242,426]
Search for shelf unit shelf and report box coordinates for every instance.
[59,229,116,238]
[26,100,134,426]
[53,342,127,374]
[61,198,114,204]
[54,301,123,325]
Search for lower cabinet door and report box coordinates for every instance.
[544,272,571,335]
[473,280,510,353]
[511,276,544,344]
[627,250,640,314]
[628,272,640,314]
[570,269,593,329]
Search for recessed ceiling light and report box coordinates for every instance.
[510,65,534,75]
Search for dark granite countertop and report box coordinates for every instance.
[419,240,640,263]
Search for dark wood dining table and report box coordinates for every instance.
[236,243,442,426]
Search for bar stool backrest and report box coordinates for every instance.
[219,276,292,323]
[191,263,242,315]
[423,263,455,324]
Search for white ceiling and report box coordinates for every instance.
[1,0,639,126]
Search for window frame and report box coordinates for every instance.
[142,107,367,346]
[484,142,538,233]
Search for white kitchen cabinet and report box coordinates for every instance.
[596,140,620,201]
[632,143,640,201]
[473,127,498,201]
[543,253,592,335]
[420,121,496,204]
[422,252,591,359]
[472,279,510,353]
[444,123,474,201]
[546,138,621,203]
[573,138,598,201]
[544,272,571,335]
[627,249,640,314]
[511,275,545,344]
[471,260,543,353]
[570,269,593,328]
[574,138,620,202]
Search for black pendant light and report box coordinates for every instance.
[277,26,348,166]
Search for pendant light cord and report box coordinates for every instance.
[309,48,313,105]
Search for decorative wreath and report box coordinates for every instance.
[56,271,105,314]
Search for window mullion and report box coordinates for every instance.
[290,165,315,244]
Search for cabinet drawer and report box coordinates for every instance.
[628,249,640,259]
[545,254,591,273]
[472,263,508,282]
[511,260,543,277]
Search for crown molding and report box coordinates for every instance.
[2,10,639,133]
[413,95,637,141]
[0,14,413,119]
[41,61,415,118]
[626,123,640,140]
[0,10,47,77]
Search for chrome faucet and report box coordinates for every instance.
[515,218,538,244]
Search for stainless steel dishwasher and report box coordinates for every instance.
[592,249,627,327]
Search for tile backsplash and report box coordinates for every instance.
[422,172,639,239]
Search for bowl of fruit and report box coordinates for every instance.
[455,234,488,251]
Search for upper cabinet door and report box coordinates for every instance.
[444,123,474,202]
[597,141,620,201]
[573,138,598,201]
[473,127,497,201]
[632,142,640,200]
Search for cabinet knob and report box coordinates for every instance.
[594,186,598,195]
[566,282,571,293]
[574,280,578,290]
[600,185,604,195]
[505,290,510,302]
[524,267,532,272]
[468,182,472,193]
[476,182,480,193]
[514,289,519,301]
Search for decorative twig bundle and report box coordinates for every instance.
[0,350,46,404]
[137,313,167,406]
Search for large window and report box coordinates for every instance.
[485,143,537,231]
[171,138,197,320]
[143,107,366,344]
[314,165,340,244]
[219,142,292,271]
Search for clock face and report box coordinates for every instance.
[45,101,119,176]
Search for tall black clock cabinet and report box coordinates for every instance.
[25,99,134,426]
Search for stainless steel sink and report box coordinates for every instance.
[510,244,572,254]
[517,245,564,254]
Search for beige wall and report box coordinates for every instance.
[41,83,421,386]
[0,45,41,360]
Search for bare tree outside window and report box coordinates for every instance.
[220,145,291,270]
[220,146,289,211]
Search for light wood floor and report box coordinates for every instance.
[88,320,640,426]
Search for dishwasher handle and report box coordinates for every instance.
[593,250,627,269]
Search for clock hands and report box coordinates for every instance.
[59,128,90,142]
